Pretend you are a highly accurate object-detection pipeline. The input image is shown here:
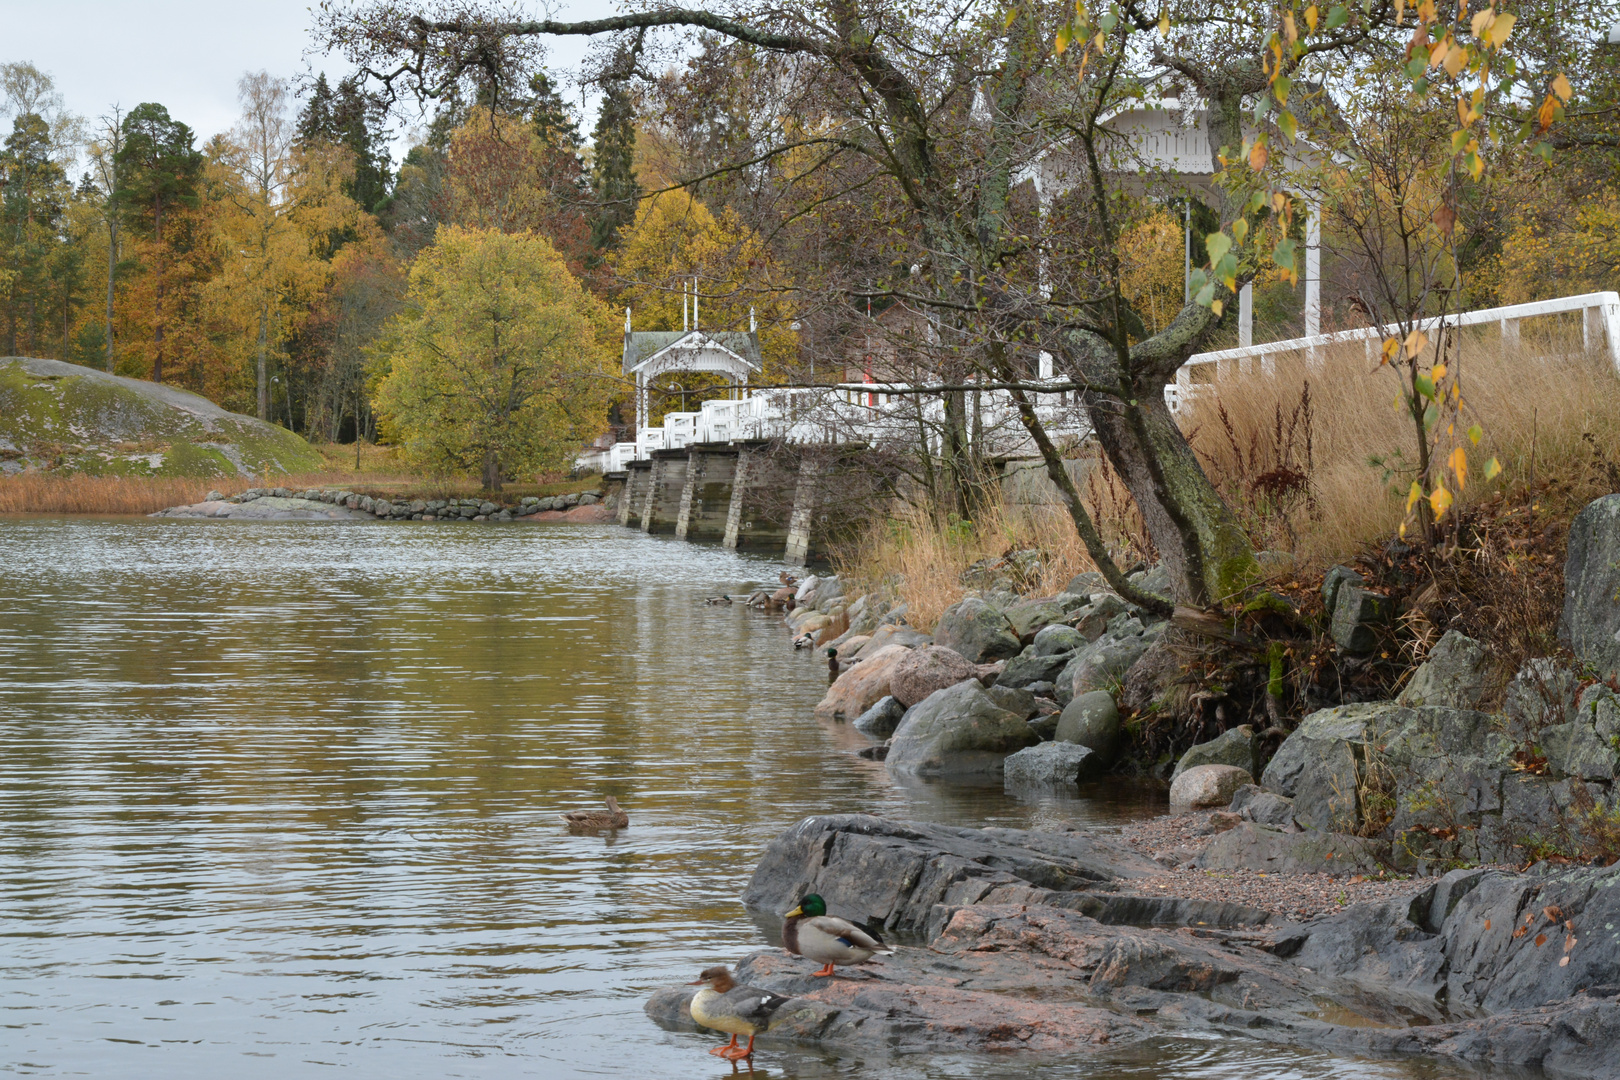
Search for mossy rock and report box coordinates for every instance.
[0,356,321,477]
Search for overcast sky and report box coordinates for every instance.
[4,0,613,166]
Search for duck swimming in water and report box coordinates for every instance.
[561,796,628,830]
[783,893,894,976]
[688,965,790,1061]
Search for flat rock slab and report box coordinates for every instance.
[525,504,614,522]
[153,497,372,521]
[741,813,1159,933]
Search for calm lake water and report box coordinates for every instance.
[0,518,1488,1079]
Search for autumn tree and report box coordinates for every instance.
[113,102,202,383]
[374,227,612,488]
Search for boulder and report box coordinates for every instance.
[1561,493,1620,679]
[853,695,906,738]
[1539,684,1620,781]
[985,684,1037,719]
[1229,784,1297,827]
[1072,593,1129,642]
[1329,583,1391,653]
[1321,564,1363,613]
[1062,571,1107,595]
[1032,623,1085,656]
[1066,616,1160,697]
[885,680,1039,777]
[1169,764,1253,809]
[1171,724,1257,780]
[1260,703,1382,832]
[1505,657,1581,737]
[1053,690,1120,764]
[889,645,983,707]
[832,634,871,659]
[1128,564,1172,599]
[1397,630,1491,709]
[1194,821,1385,872]
[1004,741,1099,786]
[848,623,932,660]
[995,644,1076,689]
[814,644,913,721]
[932,597,1021,663]
[1004,593,1089,641]
[740,813,1157,932]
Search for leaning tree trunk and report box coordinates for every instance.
[1060,307,1259,607]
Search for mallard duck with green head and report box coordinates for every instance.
[687,965,790,1061]
[782,893,894,977]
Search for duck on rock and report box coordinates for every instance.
[687,965,790,1061]
[782,893,894,977]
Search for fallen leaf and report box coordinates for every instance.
[1559,955,1570,967]
[1513,926,1527,939]
[1565,935,1577,953]
[1544,904,1563,922]
[1535,933,1547,947]
[1483,919,1491,930]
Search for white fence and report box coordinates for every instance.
[583,291,1620,469]
[1166,290,1620,413]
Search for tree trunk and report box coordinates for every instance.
[482,448,503,492]
[104,218,117,372]
[255,303,269,419]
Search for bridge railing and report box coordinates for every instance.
[1166,290,1620,414]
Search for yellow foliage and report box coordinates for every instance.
[373,227,614,488]
[1116,209,1185,336]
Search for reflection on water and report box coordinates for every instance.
[0,518,1480,1079]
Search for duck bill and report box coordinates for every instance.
[783,906,804,918]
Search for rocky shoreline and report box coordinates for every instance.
[648,814,1620,1074]
[646,493,1620,1075]
[151,485,614,523]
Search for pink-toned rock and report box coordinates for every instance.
[1169,764,1253,809]
[888,645,982,706]
[527,504,614,522]
[814,644,913,720]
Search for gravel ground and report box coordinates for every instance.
[1117,810,1429,922]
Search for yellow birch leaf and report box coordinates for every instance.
[1429,40,1447,69]
[1382,337,1400,364]
[1444,43,1468,76]
[1552,73,1573,103]
[1432,362,1447,380]
[1249,140,1269,170]
[1396,0,1406,25]
[1485,457,1502,480]
[1450,445,1469,488]
[1056,21,1072,52]
[1417,0,1437,20]
[1212,298,1224,317]
[1305,4,1319,33]
[1468,424,1483,445]
[1284,11,1298,43]
[1430,484,1454,518]
[1404,328,1429,358]
[1159,10,1170,36]
[1406,480,1424,512]
[1470,8,1492,38]
[1488,12,1515,46]
[1538,96,1558,131]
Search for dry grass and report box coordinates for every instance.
[832,498,1100,631]
[0,474,256,516]
[1181,324,1620,574]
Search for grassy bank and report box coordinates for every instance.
[0,441,604,516]
[834,328,1620,628]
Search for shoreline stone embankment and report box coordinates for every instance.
[152,486,614,523]
[650,493,1620,1074]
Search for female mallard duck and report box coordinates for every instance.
[687,965,789,1061]
[561,796,628,830]
[782,893,894,977]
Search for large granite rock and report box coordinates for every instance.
[888,645,983,707]
[814,644,912,720]
[1169,764,1253,808]
[1004,741,1099,786]
[1064,615,1162,699]
[709,815,1620,1075]
[885,679,1039,777]
[848,623,932,660]
[1004,593,1089,641]
[1172,724,1257,780]
[1539,684,1620,781]
[154,495,373,520]
[740,813,1158,932]
[932,597,1021,663]
[1561,493,1620,680]
[1329,583,1391,653]
[852,695,905,738]
[996,643,1077,689]
[1053,690,1121,765]
[1032,623,1085,655]
[1397,630,1491,709]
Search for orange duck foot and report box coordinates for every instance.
[811,962,836,977]
[718,1035,757,1061]
[710,1036,740,1057]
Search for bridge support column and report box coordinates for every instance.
[676,448,738,540]
[723,444,795,552]
[784,458,827,566]
[618,461,652,527]
[641,449,690,534]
